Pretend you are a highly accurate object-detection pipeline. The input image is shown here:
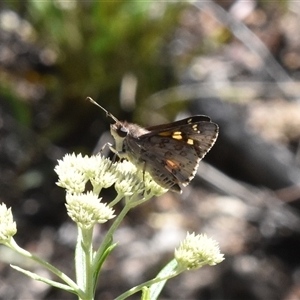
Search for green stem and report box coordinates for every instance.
[128,192,154,208]
[109,193,124,207]
[7,238,84,299]
[92,199,131,286]
[93,185,102,196]
[92,192,153,293]
[76,227,94,300]
[114,270,181,300]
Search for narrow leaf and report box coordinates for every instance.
[10,264,78,295]
[92,242,117,291]
[149,259,178,300]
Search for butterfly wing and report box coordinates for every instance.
[145,115,212,131]
[127,116,218,193]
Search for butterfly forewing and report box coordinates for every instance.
[126,116,218,193]
[145,115,212,131]
[136,135,200,191]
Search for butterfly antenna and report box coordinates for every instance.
[86,97,119,122]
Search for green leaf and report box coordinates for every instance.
[92,242,117,292]
[148,259,178,300]
[10,264,79,296]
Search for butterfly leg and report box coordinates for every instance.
[96,142,117,168]
[99,142,113,154]
[108,144,130,162]
[139,161,148,196]
[142,161,147,183]
[106,144,123,164]
[97,141,124,161]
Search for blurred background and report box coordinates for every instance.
[1,1,300,299]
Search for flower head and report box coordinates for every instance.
[90,155,117,188]
[114,160,168,197]
[55,153,88,193]
[66,192,115,229]
[175,232,224,270]
[114,160,145,196]
[0,203,17,243]
[82,155,117,190]
[55,152,168,203]
[143,172,168,196]
[55,153,117,194]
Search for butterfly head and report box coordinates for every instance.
[110,122,129,152]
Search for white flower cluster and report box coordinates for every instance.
[0,203,17,243]
[65,192,115,229]
[175,232,224,270]
[54,153,167,227]
[55,153,167,196]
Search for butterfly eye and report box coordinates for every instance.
[117,126,128,138]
